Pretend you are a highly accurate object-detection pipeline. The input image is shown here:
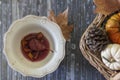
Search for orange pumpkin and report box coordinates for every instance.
[105,12,120,44]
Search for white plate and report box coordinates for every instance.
[3,15,65,78]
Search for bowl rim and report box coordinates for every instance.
[3,15,66,78]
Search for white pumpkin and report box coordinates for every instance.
[101,44,120,70]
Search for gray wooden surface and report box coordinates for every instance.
[0,0,106,80]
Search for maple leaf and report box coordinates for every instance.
[48,8,73,41]
[94,0,120,15]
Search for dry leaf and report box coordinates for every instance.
[48,8,73,40]
[94,0,120,15]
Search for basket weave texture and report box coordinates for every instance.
[80,14,120,80]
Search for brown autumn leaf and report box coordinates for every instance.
[94,0,120,15]
[48,8,73,41]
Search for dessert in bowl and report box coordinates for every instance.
[3,15,65,77]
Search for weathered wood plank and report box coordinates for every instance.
[1,0,8,80]
[0,0,2,79]
[37,0,47,16]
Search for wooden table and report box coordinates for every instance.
[0,0,106,80]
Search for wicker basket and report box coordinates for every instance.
[80,14,120,80]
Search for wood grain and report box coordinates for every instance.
[0,0,106,80]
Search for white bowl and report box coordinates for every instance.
[3,15,65,78]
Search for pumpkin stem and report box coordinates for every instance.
[102,56,115,63]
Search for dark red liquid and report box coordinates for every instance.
[21,32,50,62]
